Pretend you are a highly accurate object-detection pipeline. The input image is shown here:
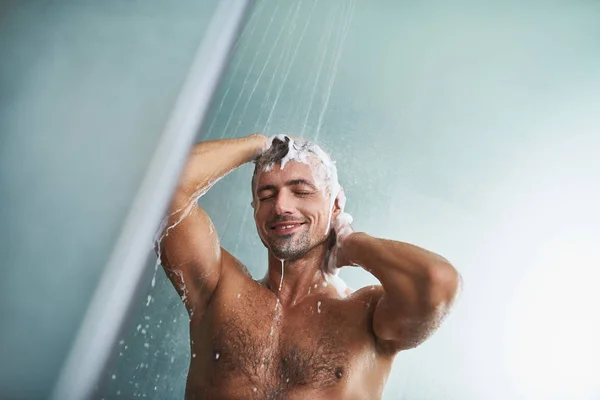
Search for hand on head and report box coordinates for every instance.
[262,134,305,152]
[264,134,286,152]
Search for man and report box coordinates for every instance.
[157,133,460,399]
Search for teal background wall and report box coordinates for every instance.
[0,1,219,399]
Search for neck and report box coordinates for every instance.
[263,243,333,307]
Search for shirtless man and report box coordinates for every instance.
[157,134,460,399]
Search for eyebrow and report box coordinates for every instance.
[257,179,317,194]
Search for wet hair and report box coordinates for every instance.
[251,136,339,204]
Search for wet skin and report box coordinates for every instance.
[184,253,395,400]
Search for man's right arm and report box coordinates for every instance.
[156,133,267,314]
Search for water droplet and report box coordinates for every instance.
[136,324,142,331]
[151,262,158,287]
[124,345,128,350]
[237,293,241,299]
[119,352,123,356]
[119,340,125,345]
[170,356,175,363]
[317,301,322,313]
[141,329,146,334]
[286,378,290,383]
[192,353,196,358]
[253,387,257,392]
[314,284,318,289]
[146,295,152,306]
[144,343,149,348]
[322,282,328,287]
[116,390,121,395]
[111,374,116,380]
[278,259,285,291]
[215,351,220,360]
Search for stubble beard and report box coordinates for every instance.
[268,229,312,261]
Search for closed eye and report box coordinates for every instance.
[259,195,274,201]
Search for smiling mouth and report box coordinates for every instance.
[270,223,305,235]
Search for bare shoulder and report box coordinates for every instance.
[344,285,402,355]
[346,284,385,304]
[331,284,385,318]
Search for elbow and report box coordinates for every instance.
[426,261,461,310]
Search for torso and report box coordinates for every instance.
[184,255,396,400]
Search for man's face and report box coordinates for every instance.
[253,160,335,260]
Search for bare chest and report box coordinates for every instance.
[191,288,376,397]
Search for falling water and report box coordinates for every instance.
[278,258,285,291]
[269,259,285,337]
[106,1,357,397]
[264,0,319,133]
[220,0,284,139]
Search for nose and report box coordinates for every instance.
[273,190,295,215]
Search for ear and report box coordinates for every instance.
[331,187,346,219]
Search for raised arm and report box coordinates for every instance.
[157,133,267,314]
[341,233,461,352]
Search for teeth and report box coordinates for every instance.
[277,224,298,229]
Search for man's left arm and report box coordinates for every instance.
[340,232,461,352]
